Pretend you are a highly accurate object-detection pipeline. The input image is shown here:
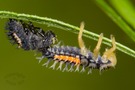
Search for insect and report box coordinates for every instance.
[37,22,117,74]
[6,19,117,74]
[6,19,56,51]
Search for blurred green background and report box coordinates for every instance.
[0,0,135,90]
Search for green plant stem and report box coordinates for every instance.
[0,11,135,58]
[95,0,135,42]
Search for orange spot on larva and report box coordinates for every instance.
[68,56,74,63]
[54,55,80,65]
[54,55,59,60]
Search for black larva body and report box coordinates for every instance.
[6,19,56,51]
[40,46,112,73]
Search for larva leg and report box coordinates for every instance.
[80,65,86,73]
[75,64,80,72]
[78,22,87,55]
[93,33,103,59]
[68,63,74,72]
[42,59,52,67]
[36,56,44,63]
[62,62,69,72]
[57,61,64,71]
[49,60,58,70]
[87,68,92,74]
[102,35,117,67]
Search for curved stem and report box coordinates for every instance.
[0,11,135,58]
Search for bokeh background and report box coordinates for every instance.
[0,0,135,90]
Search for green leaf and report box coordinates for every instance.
[95,0,135,42]
[110,0,135,29]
